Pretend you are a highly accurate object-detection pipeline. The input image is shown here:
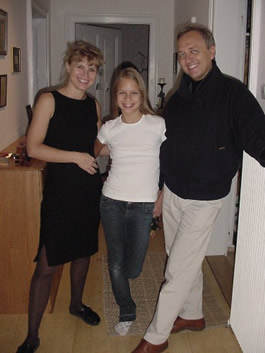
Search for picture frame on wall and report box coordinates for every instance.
[0,74,7,107]
[13,47,21,72]
[0,9,8,55]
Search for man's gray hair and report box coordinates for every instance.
[177,23,215,49]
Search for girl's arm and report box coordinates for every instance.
[27,92,98,174]
[94,138,109,157]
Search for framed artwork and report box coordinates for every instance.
[0,74,7,107]
[13,47,21,72]
[0,9,8,55]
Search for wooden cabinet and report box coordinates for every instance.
[0,138,61,314]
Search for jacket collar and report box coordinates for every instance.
[178,60,222,97]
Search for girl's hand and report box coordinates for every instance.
[75,152,98,174]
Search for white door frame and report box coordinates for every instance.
[205,0,247,255]
[26,1,34,105]
[65,13,159,107]
[26,0,50,105]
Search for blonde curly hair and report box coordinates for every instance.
[59,40,104,86]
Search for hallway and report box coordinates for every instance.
[0,225,242,353]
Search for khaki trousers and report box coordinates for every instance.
[144,185,223,344]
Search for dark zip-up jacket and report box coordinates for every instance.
[160,62,265,200]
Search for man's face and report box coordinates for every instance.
[177,30,216,81]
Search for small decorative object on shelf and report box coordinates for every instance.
[157,78,167,110]
[14,140,31,165]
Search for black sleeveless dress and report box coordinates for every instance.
[36,91,102,266]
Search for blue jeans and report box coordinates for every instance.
[100,195,154,322]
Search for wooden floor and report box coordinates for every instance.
[0,225,242,353]
[206,249,235,308]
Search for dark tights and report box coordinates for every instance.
[25,247,90,345]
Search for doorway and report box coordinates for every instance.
[27,0,50,106]
[75,22,150,174]
[76,23,123,120]
[206,0,252,308]
[66,14,159,108]
[67,15,157,175]
[76,23,149,120]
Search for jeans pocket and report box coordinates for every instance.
[101,195,110,202]
[100,195,112,212]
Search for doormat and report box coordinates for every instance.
[102,253,229,336]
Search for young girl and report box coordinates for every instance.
[16,41,104,353]
[95,67,166,336]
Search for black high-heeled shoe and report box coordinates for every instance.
[69,304,100,325]
[16,338,40,353]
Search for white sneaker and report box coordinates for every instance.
[114,321,133,336]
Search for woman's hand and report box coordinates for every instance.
[75,152,98,174]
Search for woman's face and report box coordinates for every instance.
[66,57,97,92]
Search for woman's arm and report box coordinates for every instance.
[27,92,98,174]
[95,99,102,129]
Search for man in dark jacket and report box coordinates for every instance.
[131,23,265,353]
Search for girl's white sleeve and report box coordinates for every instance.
[161,118,167,142]
[97,123,108,144]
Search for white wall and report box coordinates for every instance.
[174,0,210,29]
[253,2,265,111]
[0,0,29,149]
[212,0,246,81]
[173,0,210,84]
[33,0,50,12]
[49,0,175,97]
[174,0,245,80]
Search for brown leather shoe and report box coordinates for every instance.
[131,339,168,353]
[171,316,206,333]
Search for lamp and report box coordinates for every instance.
[157,78,167,110]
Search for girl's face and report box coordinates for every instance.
[66,57,97,92]
[116,78,142,119]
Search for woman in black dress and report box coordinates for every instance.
[16,41,104,353]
